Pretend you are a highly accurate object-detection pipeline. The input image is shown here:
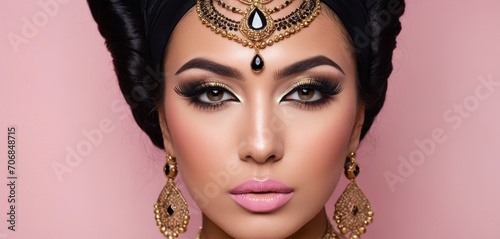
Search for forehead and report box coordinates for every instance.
[164,5,356,78]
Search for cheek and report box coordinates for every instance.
[284,91,358,198]
[163,94,241,203]
[298,112,352,184]
[286,93,357,165]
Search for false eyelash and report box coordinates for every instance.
[174,80,239,111]
[287,77,343,96]
[282,77,343,110]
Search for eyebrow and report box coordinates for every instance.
[275,55,345,79]
[175,55,344,79]
[175,58,243,79]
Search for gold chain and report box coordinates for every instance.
[196,0,321,50]
[239,0,273,4]
[197,0,322,72]
[216,0,295,14]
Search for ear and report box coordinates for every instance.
[157,107,176,156]
[347,103,365,153]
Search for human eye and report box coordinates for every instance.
[174,80,239,111]
[281,78,343,109]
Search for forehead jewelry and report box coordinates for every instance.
[216,0,294,14]
[196,0,321,72]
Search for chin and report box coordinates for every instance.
[207,203,323,239]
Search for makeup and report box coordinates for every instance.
[230,179,294,213]
[282,77,343,109]
[174,77,343,111]
[174,80,239,110]
[162,9,362,237]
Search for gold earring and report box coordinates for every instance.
[334,152,374,239]
[154,155,190,239]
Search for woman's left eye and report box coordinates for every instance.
[281,79,343,108]
[284,87,323,102]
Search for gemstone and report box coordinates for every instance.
[248,8,266,30]
[164,164,170,176]
[352,205,359,216]
[353,164,360,177]
[345,161,360,177]
[167,205,174,216]
[251,54,264,72]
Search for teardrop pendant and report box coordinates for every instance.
[239,3,274,41]
[154,180,190,238]
[251,53,264,72]
[334,181,374,238]
[248,7,267,30]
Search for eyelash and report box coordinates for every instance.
[282,78,343,110]
[174,81,239,111]
[173,78,342,111]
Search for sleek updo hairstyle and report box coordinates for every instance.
[87,0,405,149]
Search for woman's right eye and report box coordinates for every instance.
[197,88,237,103]
[174,82,239,110]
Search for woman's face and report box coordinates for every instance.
[159,5,363,239]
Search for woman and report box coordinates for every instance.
[87,0,404,238]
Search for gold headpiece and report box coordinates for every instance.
[196,0,322,72]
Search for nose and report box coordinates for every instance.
[238,102,284,163]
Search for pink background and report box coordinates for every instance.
[1,0,500,238]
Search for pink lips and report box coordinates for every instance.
[230,179,294,213]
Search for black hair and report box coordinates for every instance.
[87,0,405,149]
[356,0,405,139]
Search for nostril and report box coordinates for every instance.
[237,114,285,163]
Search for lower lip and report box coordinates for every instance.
[230,192,294,213]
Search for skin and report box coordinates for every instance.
[158,3,364,239]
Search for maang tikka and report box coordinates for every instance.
[154,155,190,239]
[196,0,322,72]
[334,152,374,239]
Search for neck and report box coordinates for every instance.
[198,208,338,239]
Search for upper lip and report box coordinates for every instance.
[230,179,294,194]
